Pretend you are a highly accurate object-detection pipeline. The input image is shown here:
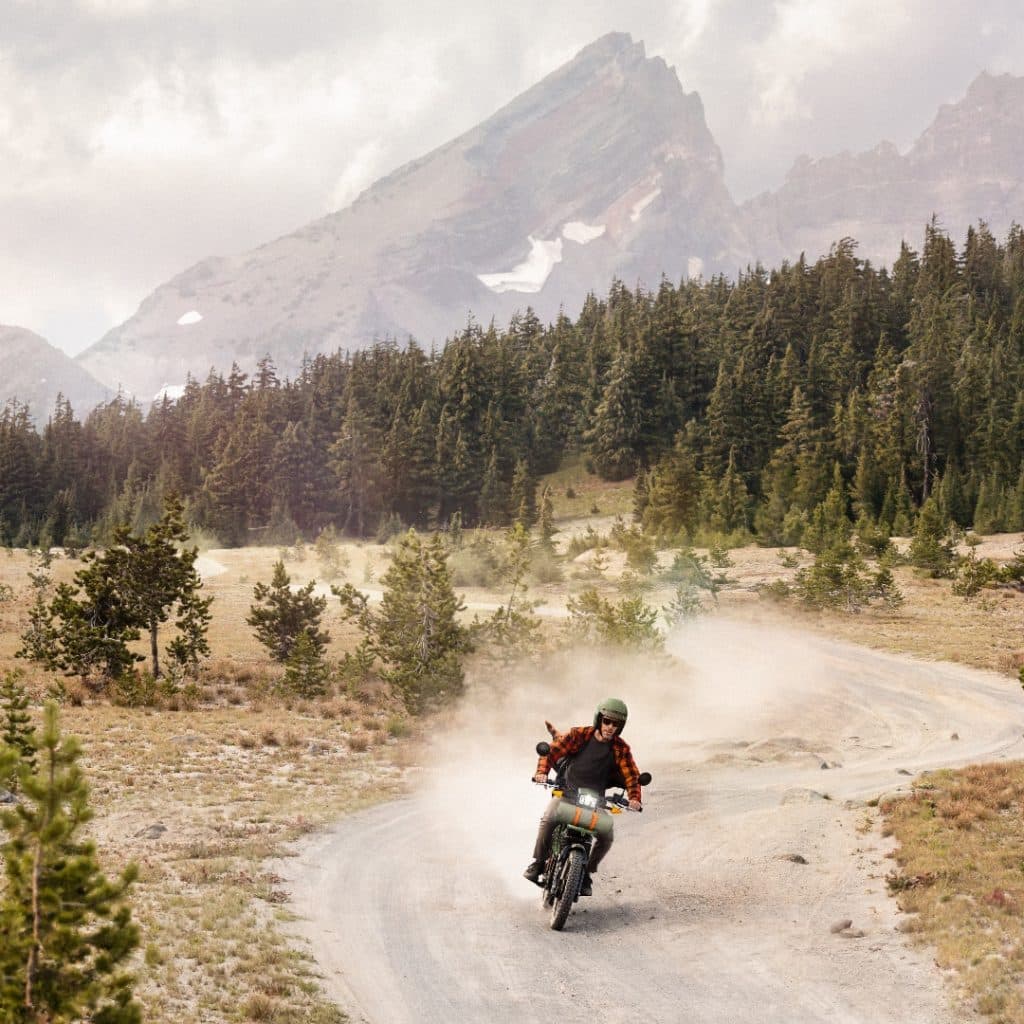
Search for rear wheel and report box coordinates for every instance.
[549,848,585,931]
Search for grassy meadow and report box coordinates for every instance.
[0,476,1022,1022]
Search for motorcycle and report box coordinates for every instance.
[531,740,652,931]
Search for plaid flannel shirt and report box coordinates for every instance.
[536,725,642,804]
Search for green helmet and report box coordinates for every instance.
[594,697,628,733]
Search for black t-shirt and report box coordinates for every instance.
[565,735,614,792]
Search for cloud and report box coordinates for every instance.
[2,0,1024,355]
[750,0,915,127]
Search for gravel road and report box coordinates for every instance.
[283,621,1024,1023]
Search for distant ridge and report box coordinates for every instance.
[55,43,1024,408]
[742,71,1024,268]
[0,325,111,422]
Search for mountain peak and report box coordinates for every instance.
[76,33,743,399]
[569,31,645,67]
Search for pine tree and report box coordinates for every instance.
[107,494,213,678]
[586,347,641,481]
[509,458,537,529]
[474,524,543,663]
[478,447,507,528]
[330,387,384,537]
[802,465,853,554]
[282,630,331,699]
[707,448,751,535]
[538,486,557,552]
[339,532,470,713]
[908,496,955,577]
[642,436,700,540]
[1,669,36,785]
[247,561,329,663]
[0,703,141,1023]
[17,496,212,683]
[972,473,1004,534]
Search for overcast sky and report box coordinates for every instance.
[3,0,1023,357]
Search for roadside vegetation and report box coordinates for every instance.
[0,475,1022,1020]
[882,764,1024,1023]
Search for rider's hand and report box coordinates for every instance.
[534,772,549,784]
[629,798,642,811]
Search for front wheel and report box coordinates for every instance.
[549,848,585,931]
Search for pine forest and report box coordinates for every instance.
[3,220,1024,549]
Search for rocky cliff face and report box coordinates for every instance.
[0,326,111,422]
[75,33,748,400]
[742,72,1024,267]
[71,49,1024,404]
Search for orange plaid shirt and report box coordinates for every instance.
[536,726,642,804]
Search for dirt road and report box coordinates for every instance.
[283,621,1023,1023]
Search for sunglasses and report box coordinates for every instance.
[599,716,622,728]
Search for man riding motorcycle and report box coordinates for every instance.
[524,697,643,896]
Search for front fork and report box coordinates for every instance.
[546,828,594,895]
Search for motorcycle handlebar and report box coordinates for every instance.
[531,778,643,811]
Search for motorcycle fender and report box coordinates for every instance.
[553,801,613,837]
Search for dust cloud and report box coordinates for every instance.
[415,618,838,903]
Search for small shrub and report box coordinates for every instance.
[565,588,663,652]
[386,715,410,738]
[528,546,564,585]
[708,543,734,569]
[854,516,894,558]
[952,550,1001,599]
[793,546,903,612]
[662,581,705,626]
[347,733,369,753]
[610,518,657,574]
[111,670,159,708]
[282,632,330,698]
[314,526,349,580]
[565,526,605,558]
[449,542,502,587]
[759,578,792,602]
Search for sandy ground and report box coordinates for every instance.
[280,619,1024,1024]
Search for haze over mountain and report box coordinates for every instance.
[6,32,1023,409]
[74,33,747,399]
[0,327,111,422]
[743,71,1024,269]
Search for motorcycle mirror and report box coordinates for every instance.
[536,741,551,757]
[638,771,652,786]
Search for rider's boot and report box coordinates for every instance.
[580,871,593,896]
[523,860,543,884]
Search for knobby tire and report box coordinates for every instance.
[550,847,585,931]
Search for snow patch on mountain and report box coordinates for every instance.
[562,221,606,244]
[631,187,661,223]
[477,236,564,294]
[177,311,203,326]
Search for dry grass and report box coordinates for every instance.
[0,547,416,1023]
[710,536,1024,679]
[0,503,1022,1021]
[48,700,412,1024]
[883,763,1024,1022]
